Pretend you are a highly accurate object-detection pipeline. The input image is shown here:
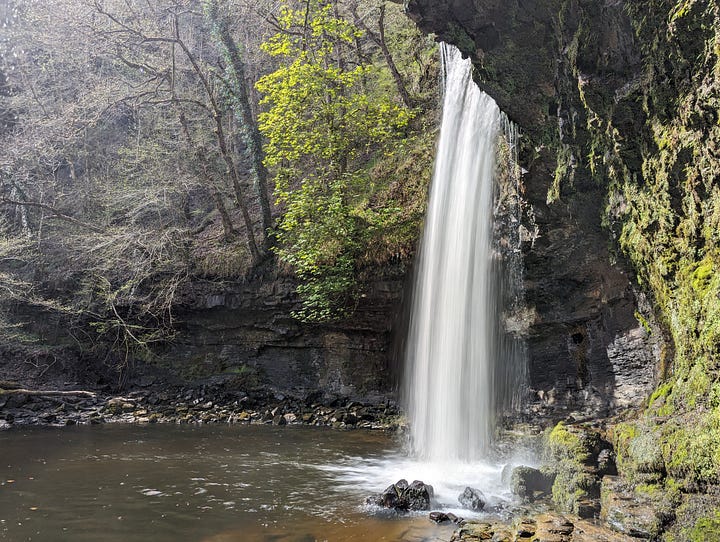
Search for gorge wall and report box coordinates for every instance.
[406,0,664,417]
[158,267,408,401]
[405,0,720,534]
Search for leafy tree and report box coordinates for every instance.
[256,0,433,321]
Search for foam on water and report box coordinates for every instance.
[318,443,540,517]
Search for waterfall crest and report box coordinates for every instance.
[404,44,525,462]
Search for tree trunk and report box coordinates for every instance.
[356,4,412,109]
[205,0,272,246]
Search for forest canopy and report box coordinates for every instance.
[0,0,438,373]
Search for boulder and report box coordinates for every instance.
[429,511,450,523]
[405,480,433,510]
[272,414,286,425]
[510,466,555,502]
[458,486,485,511]
[369,479,434,511]
[376,484,402,509]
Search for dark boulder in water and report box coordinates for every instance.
[458,486,485,511]
[429,511,450,523]
[368,479,434,511]
[404,480,434,510]
[429,511,464,524]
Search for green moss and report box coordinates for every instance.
[443,23,476,57]
[660,409,720,486]
[546,421,590,463]
[649,381,673,407]
[647,381,674,417]
[635,310,653,334]
[691,257,714,293]
[611,422,638,476]
[683,509,720,542]
[611,421,665,480]
[551,469,596,515]
[548,146,576,204]
[544,423,602,513]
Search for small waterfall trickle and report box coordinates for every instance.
[404,44,527,462]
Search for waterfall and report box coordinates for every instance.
[404,44,525,462]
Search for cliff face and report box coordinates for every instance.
[407,0,661,416]
[407,0,720,533]
[158,269,407,400]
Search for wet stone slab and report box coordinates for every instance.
[450,512,635,542]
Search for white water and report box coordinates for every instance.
[323,44,531,514]
[404,43,504,462]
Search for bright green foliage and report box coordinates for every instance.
[683,509,720,542]
[256,3,412,180]
[256,0,431,321]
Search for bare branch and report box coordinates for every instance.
[0,198,105,233]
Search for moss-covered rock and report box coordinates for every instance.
[571,0,720,497]
[610,420,665,482]
[664,495,720,542]
[510,465,555,502]
[543,422,608,517]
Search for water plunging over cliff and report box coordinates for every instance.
[404,44,526,462]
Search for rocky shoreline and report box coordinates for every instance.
[0,386,676,542]
[447,512,634,541]
[0,381,404,431]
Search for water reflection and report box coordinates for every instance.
[0,425,455,542]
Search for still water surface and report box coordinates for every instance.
[0,425,467,542]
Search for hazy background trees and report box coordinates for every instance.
[0,0,437,380]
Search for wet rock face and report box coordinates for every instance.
[406,0,559,134]
[157,270,406,399]
[406,0,660,416]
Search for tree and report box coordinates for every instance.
[0,0,276,375]
[255,0,424,321]
[91,0,265,262]
[204,0,273,243]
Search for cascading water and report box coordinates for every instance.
[404,43,526,462]
[322,43,529,512]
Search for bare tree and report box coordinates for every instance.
[205,0,273,244]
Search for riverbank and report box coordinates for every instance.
[0,381,403,431]
[449,512,634,541]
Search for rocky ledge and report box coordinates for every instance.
[450,512,633,541]
[0,382,403,431]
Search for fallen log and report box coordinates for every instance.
[0,388,96,398]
